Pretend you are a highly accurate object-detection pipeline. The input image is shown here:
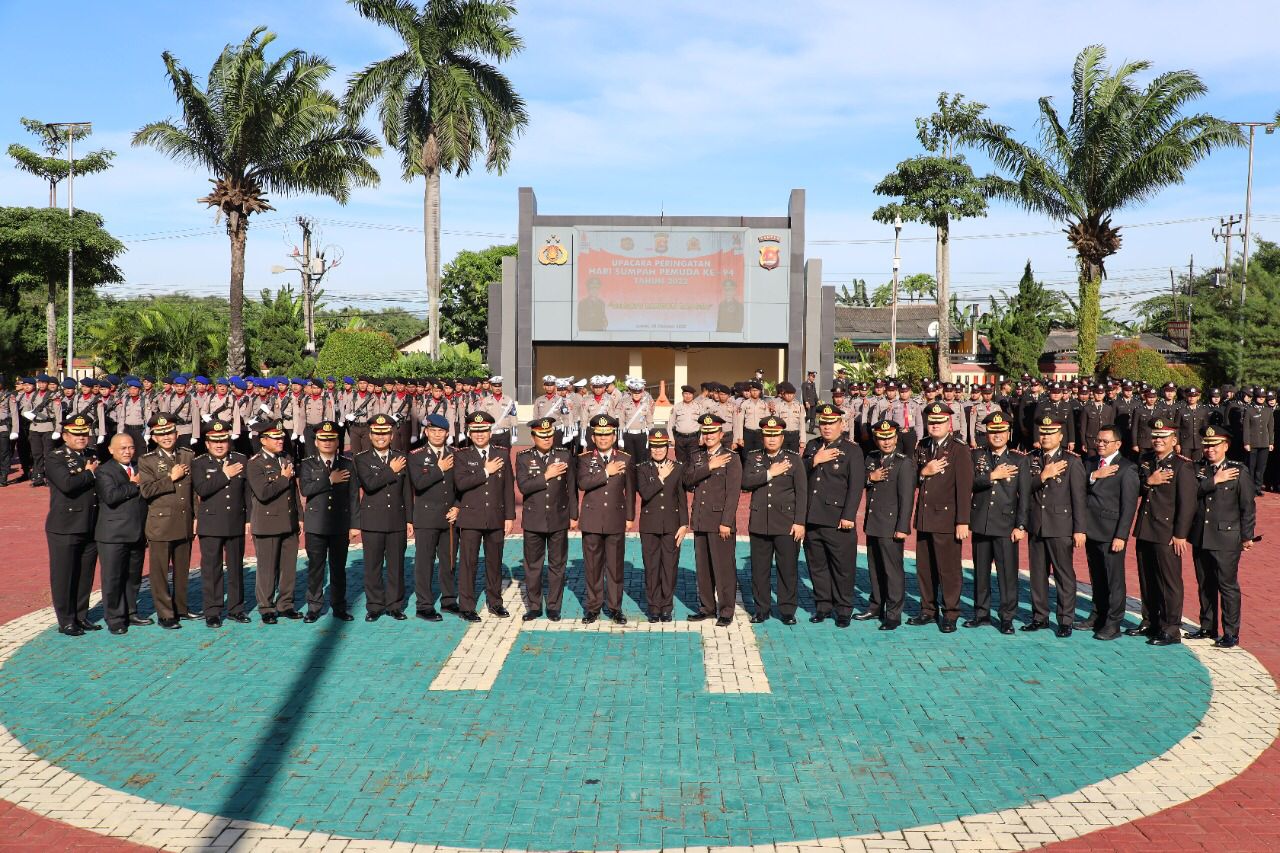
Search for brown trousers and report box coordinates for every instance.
[915,531,962,622]
[693,530,737,618]
[640,532,679,616]
[581,532,625,614]
[148,538,192,620]
[523,529,568,613]
[458,527,504,612]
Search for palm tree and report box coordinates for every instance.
[977,45,1242,375]
[344,0,529,359]
[133,27,381,374]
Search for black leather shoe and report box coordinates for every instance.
[206,616,223,628]
[1215,634,1239,648]
[750,612,769,624]
[939,620,957,634]
[1147,633,1181,646]
[332,611,355,622]
[1123,623,1151,637]
[58,624,85,637]
[1183,628,1217,640]
[715,617,732,628]
[364,611,382,622]
[179,611,202,621]
[998,621,1015,635]
[280,610,304,620]
[1019,621,1048,632]
[687,612,711,622]
[852,610,880,621]
[1055,624,1073,638]
[962,617,990,628]
[809,611,830,624]
[442,603,461,615]
[128,615,155,626]
[160,617,182,629]
[1077,617,1098,630]
[108,625,127,636]
[523,610,542,622]
[460,610,481,623]
[547,610,561,622]
[582,611,598,624]
[834,615,852,628]
[780,615,797,625]
[611,611,627,626]
[488,605,510,618]
[303,612,320,623]
[906,614,934,626]
[227,613,251,624]
[878,621,899,631]
[660,613,672,623]
[387,610,407,621]
[418,610,443,622]
[1093,628,1120,641]
[75,620,103,631]
[260,613,277,625]
[647,613,660,623]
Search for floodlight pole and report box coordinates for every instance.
[1232,120,1276,385]
[887,215,902,377]
[47,121,92,377]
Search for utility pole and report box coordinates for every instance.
[46,121,92,377]
[1212,215,1241,287]
[273,217,340,358]
[887,215,902,378]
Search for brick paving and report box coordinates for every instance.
[0,460,1276,851]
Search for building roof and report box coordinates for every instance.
[833,304,961,344]
[1043,330,1187,355]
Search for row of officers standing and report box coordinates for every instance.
[45,392,1254,650]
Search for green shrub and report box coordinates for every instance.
[316,329,398,378]
[377,342,487,378]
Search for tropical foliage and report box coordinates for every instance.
[378,343,487,378]
[315,328,399,378]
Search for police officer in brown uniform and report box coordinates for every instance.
[801,403,864,627]
[771,382,806,452]
[910,402,974,633]
[966,411,1031,634]
[247,419,302,623]
[1187,424,1256,647]
[353,413,413,621]
[861,418,916,629]
[409,414,458,620]
[453,411,516,621]
[298,420,355,622]
[670,385,703,466]
[576,414,635,624]
[516,416,577,621]
[1023,414,1086,636]
[684,413,743,627]
[636,427,687,623]
[139,413,197,629]
[1131,417,1196,645]
[741,415,806,625]
[192,419,251,627]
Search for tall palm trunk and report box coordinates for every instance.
[1076,260,1101,377]
[935,216,953,381]
[424,165,442,360]
[226,210,247,375]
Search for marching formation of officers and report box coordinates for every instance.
[35,369,1259,653]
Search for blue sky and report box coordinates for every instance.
[1,0,1277,320]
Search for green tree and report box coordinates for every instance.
[873,93,1004,381]
[86,300,227,377]
[378,342,487,378]
[344,0,528,359]
[7,119,115,371]
[318,306,425,346]
[133,27,381,375]
[977,45,1242,376]
[835,279,869,307]
[439,243,516,351]
[870,343,935,386]
[316,328,398,378]
[987,261,1065,376]
[869,273,937,306]
[1183,238,1280,385]
[246,286,308,373]
[0,207,124,375]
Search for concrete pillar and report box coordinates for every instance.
[628,348,643,379]
[500,255,516,391]
[673,350,688,391]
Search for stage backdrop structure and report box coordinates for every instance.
[490,188,833,403]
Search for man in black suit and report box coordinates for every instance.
[635,428,687,623]
[966,411,1030,634]
[298,420,355,622]
[1025,415,1086,637]
[1081,425,1139,640]
[192,419,251,627]
[1187,425,1255,647]
[409,414,457,621]
[95,433,149,634]
[801,403,864,628]
[741,415,806,625]
[45,414,100,636]
[516,416,577,621]
[352,413,413,621]
[453,411,516,621]
[860,418,916,630]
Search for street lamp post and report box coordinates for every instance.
[47,121,91,378]
[1232,120,1276,385]
[887,215,903,378]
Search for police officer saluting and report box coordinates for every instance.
[967,411,1030,634]
[910,402,973,633]
[139,413,197,629]
[353,413,413,621]
[1187,424,1255,648]
[859,419,916,629]
[577,414,635,624]
[191,419,251,627]
[802,403,864,627]
[740,415,806,625]
[247,419,302,623]
[684,413,743,627]
[636,427,687,623]
[453,411,516,621]
[298,420,356,622]
[1023,415,1085,637]
[516,416,577,621]
[409,414,458,621]
[46,414,100,635]
[1131,417,1196,645]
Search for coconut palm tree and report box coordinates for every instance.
[344,0,528,359]
[977,45,1242,375]
[133,27,381,374]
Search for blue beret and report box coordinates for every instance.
[342,376,354,384]
[36,374,53,382]
[231,378,247,390]
[79,378,97,388]
[275,377,288,386]
[214,376,228,385]
[142,375,156,383]
[193,375,209,384]
[424,414,450,430]
[173,376,188,385]
[326,376,337,383]
[125,378,142,388]
[61,378,78,389]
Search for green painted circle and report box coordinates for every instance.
[0,540,1210,850]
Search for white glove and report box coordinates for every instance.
[96,434,104,444]
[344,414,354,423]
[22,411,34,421]
[511,428,519,444]
[446,435,454,445]
[201,414,211,423]
[190,436,198,445]
[52,431,61,440]
[7,432,15,441]
[232,432,240,440]
[292,432,301,441]
[259,404,271,414]
[143,430,151,442]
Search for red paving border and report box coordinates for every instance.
[0,457,1277,852]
